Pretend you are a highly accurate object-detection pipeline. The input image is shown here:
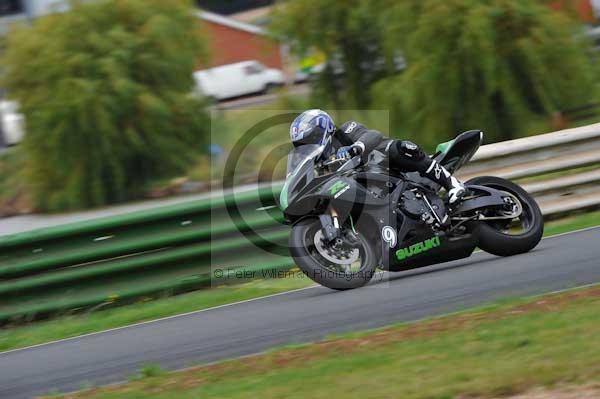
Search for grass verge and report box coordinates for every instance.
[543,209,600,237]
[51,284,600,399]
[1,212,599,354]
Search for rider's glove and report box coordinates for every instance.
[336,142,364,159]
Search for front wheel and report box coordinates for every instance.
[289,217,377,290]
[466,176,543,257]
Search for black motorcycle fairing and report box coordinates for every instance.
[282,144,348,218]
[433,130,483,174]
[282,131,483,270]
[299,170,408,266]
[281,145,368,219]
[387,229,477,271]
[373,179,478,270]
[354,181,405,268]
[285,164,465,270]
[284,168,393,223]
[283,128,543,286]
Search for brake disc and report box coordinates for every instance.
[501,191,523,216]
[314,230,360,265]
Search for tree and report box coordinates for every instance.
[2,0,209,211]
[374,0,597,145]
[271,0,393,108]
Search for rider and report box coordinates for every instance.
[290,109,466,204]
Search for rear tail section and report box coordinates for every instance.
[433,130,483,173]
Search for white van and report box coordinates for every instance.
[193,60,285,101]
[0,100,25,146]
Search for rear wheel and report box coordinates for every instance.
[465,176,543,256]
[289,217,377,290]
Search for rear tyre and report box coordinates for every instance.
[466,176,543,257]
[289,217,377,290]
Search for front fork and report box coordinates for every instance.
[319,208,341,242]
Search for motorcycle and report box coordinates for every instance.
[279,130,544,290]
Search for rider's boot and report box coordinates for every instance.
[423,160,466,205]
[387,139,466,206]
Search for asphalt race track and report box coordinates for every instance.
[1,227,599,398]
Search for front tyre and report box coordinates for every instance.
[289,217,377,290]
[467,176,543,257]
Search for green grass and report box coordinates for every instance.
[543,209,600,237]
[50,285,600,399]
[0,273,313,352]
[1,210,599,355]
[136,364,167,379]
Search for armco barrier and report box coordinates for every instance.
[1,124,599,323]
[0,183,287,323]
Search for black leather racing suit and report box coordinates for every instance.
[331,121,461,194]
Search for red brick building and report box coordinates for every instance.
[550,0,598,23]
[197,10,284,70]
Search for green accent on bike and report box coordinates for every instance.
[279,180,290,210]
[330,180,348,196]
[396,236,441,260]
[436,139,455,154]
[349,214,357,234]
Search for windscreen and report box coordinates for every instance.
[286,144,324,177]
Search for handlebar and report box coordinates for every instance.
[318,155,361,173]
[322,157,349,167]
